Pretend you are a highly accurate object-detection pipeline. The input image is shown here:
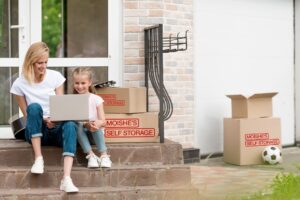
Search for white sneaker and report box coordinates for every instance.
[60,176,79,193]
[99,155,112,168]
[86,154,100,168]
[31,156,44,174]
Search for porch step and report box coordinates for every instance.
[0,139,183,167]
[0,186,200,200]
[0,165,191,189]
[0,139,200,199]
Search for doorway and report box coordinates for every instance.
[0,0,122,138]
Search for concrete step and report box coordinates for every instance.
[0,165,192,189]
[0,186,200,200]
[0,139,183,167]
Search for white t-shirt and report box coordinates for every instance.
[10,69,66,118]
[88,93,104,121]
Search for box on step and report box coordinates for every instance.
[95,87,146,114]
[104,112,159,143]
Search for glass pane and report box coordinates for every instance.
[0,0,19,58]
[42,0,108,58]
[48,66,108,94]
[65,67,108,93]
[42,0,63,57]
[1,67,18,126]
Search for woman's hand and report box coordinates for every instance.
[44,117,55,129]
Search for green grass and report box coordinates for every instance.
[241,166,300,200]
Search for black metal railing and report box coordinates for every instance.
[144,24,188,143]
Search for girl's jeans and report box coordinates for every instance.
[25,103,77,157]
[77,123,107,154]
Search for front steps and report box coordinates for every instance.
[0,139,200,199]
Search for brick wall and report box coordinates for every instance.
[123,0,194,148]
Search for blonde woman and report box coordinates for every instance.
[10,42,79,193]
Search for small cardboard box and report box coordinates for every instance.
[104,112,159,143]
[223,117,281,165]
[95,87,146,114]
[226,92,277,118]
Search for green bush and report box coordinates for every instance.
[242,167,300,200]
[42,0,62,57]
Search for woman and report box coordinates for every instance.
[10,42,78,193]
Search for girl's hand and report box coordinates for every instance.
[93,120,106,128]
[85,120,106,132]
[83,121,96,132]
[44,117,55,129]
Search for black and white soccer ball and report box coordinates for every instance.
[262,146,282,165]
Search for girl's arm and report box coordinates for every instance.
[97,103,106,127]
[14,95,27,117]
[87,103,106,132]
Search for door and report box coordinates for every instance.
[0,0,122,138]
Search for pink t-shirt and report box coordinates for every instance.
[89,93,104,121]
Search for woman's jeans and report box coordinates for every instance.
[25,103,77,157]
[77,123,107,154]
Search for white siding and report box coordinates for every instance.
[194,0,294,154]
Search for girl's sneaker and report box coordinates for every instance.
[86,154,100,168]
[99,155,112,168]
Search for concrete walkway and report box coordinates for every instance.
[188,147,300,200]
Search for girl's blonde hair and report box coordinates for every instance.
[22,42,49,84]
[72,67,96,94]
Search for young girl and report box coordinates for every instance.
[72,67,112,168]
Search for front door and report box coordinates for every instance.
[0,0,121,138]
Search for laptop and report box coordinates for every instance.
[50,94,90,121]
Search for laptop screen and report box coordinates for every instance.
[49,94,90,121]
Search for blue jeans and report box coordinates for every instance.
[77,123,107,154]
[25,103,77,157]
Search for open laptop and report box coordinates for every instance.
[50,94,90,121]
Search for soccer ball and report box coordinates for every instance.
[262,146,282,165]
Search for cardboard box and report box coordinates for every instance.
[104,112,159,143]
[223,117,281,165]
[95,87,146,114]
[226,92,277,118]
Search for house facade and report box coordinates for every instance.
[0,0,298,156]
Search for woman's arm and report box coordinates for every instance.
[14,95,27,117]
[46,83,64,128]
[55,84,64,95]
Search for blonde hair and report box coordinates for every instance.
[72,67,96,94]
[22,42,49,84]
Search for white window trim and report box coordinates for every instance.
[108,0,123,86]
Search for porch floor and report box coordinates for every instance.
[189,147,300,199]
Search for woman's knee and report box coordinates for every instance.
[27,103,42,115]
[63,121,77,129]
[62,121,77,137]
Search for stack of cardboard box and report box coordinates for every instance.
[95,87,159,143]
[223,92,281,165]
